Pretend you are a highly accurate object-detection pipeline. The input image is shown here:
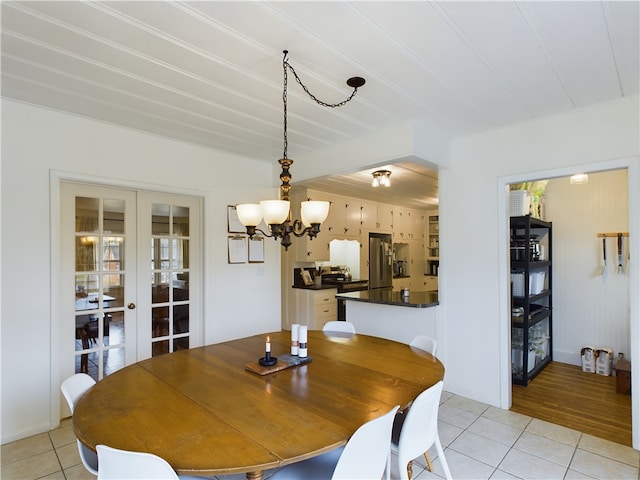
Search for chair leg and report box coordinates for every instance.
[406,460,413,479]
[434,437,452,480]
[424,451,433,472]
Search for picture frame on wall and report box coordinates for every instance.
[228,236,247,264]
[227,205,246,233]
[248,237,264,263]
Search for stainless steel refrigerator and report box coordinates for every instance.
[369,233,393,290]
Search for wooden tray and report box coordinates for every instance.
[245,354,312,376]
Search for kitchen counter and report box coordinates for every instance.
[292,284,338,290]
[292,278,369,291]
[336,289,438,308]
[335,289,439,345]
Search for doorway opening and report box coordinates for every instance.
[508,170,631,445]
[500,160,638,449]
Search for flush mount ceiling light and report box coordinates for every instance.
[570,173,589,184]
[371,170,391,188]
[237,50,365,250]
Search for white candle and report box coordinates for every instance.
[266,336,271,353]
[298,326,308,358]
[299,326,307,343]
[291,324,300,355]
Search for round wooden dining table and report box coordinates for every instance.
[73,330,444,479]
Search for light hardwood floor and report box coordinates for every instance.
[511,361,632,446]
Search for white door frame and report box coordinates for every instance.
[497,157,640,449]
[49,170,207,427]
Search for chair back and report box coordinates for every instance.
[397,381,443,473]
[96,445,179,480]
[61,373,96,412]
[322,321,356,334]
[61,373,100,475]
[332,405,399,480]
[409,335,437,356]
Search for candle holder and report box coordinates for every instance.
[259,352,278,367]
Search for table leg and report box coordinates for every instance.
[246,471,263,480]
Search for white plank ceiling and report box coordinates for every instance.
[2,1,638,208]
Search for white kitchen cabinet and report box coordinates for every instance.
[291,190,331,262]
[411,210,426,241]
[377,205,394,232]
[393,208,413,240]
[327,196,361,238]
[360,201,378,231]
[294,288,338,330]
[394,208,425,241]
[361,201,393,232]
[400,239,425,290]
[296,230,330,262]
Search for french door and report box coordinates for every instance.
[60,182,202,382]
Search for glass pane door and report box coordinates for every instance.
[150,203,191,356]
[71,192,134,382]
[61,184,201,386]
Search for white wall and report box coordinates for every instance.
[440,96,639,410]
[2,95,639,444]
[545,170,629,365]
[0,100,282,442]
[291,96,639,413]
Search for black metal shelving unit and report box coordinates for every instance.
[510,215,553,386]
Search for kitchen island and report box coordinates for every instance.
[335,289,439,344]
[335,289,438,308]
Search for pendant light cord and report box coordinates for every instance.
[281,50,362,159]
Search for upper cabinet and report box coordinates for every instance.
[361,201,393,232]
[291,190,331,262]
[326,196,361,238]
[393,208,424,241]
[289,189,431,266]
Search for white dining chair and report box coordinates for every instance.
[392,381,451,480]
[322,320,356,334]
[96,445,179,479]
[61,373,99,476]
[269,405,399,480]
[401,335,437,473]
[409,334,437,356]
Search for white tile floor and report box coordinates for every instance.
[2,390,638,480]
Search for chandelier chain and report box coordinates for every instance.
[281,50,361,159]
[285,60,360,109]
[283,53,288,159]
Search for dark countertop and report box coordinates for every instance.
[293,278,368,291]
[292,284,338,290]
[335,289,439,308]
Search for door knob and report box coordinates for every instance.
[127,302,136,309]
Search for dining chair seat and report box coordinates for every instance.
[270,405,399,480]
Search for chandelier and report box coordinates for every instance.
[236,50,365,250]
[371,170,391,188]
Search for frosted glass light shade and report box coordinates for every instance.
[301,201,330,224]
[260,200,290,225]
[300,209,310,227]
[236,204,262,227]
